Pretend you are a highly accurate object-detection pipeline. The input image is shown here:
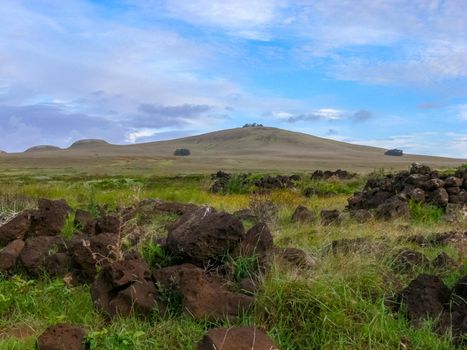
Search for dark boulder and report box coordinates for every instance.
[274,247,316,269]
[178,266,254,322]
[375,196,408,220]
[349,209,372,223]
[167,207,245,266]
[291,205,315,223]
[320,209,341,225]
[410,163,432,175]
[91,259,156,317]
[37,324,87,350]
[29,199,71,237]
[423,179,444,191]
[74,209,96,235]
[444,176,463,187]
[429,188,449,207]
[238,222,274,256]
[392,249,430,272]
[70,233,120,280]
[19,236,67,276]
[0,211,32,245]
[95,215,120,235]
[431,252,458,270]
[408,188,426,202]
[0,239,25,272]
[153,263,253,321]
[399,274,450,326]
[196,326,278,350]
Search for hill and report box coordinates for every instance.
[24,145,61,153]
[1,127,464,175]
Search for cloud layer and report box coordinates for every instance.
[0,0,465,156]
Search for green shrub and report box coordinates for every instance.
[409,200,444,225]
[62,212,80,239]
[140,242,173,269]
[225,174,252,195]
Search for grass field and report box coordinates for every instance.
[0,170,466,349]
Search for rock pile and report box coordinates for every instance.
[210,171,301,193]
[1,197,310,348]
[347,163,467,219]
[311,169,356,181]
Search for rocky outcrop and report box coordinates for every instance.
[166,207,245,266]
[348,164,467,216]
[37,324,88,350]
[196,327,278,350]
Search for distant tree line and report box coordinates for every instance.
[174,148,191,156]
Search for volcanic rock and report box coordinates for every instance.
[167,207,244,266]
[37,324,87,350]
[291,205,315,223]
[0,239,25,272]
[196,327,278,350]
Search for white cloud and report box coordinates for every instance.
[165,0,285,39]
[456,104,467,121]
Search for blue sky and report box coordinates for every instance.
[0,0,466,157]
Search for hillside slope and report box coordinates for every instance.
[0,127,464,174]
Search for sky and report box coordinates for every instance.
[0,0,466,157]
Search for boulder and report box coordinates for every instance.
[444,176,463,187]
[452,275,467,302]
[19,236,67,276]
[274,247,316,269]
[233,208,257,221]
[392,249,430,272]
[399,274,450,326]
[320,209,341,225]
[29,199,71,236]
[153,263,253,321]
[375,196,408,220]
[0,211,32,245]
[423,179,444,191]
[91,259,156,317]
[408,188,426,202]
[291,205,315,223]
[196,327,278,350]
[0,239,25,272]
[429,188,449,207]
[74,209,96,235]
[237,222,274,256]
[95,215,120,235]
[70,233,120,280]
[167,207,245,266]
[445,186,461,195]
[178,266,254,322]
[37,324,87,350]
[406,174,430,187]
[349,209,372,223]
[431,252,458,270]
[410,163,431,175]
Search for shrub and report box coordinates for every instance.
[409,200,444,225]
[174,149,191,156]
[140,241,173,269]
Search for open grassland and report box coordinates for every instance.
[0,171,466,349]
[0,128,464,176]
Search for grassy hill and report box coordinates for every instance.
[0,127,464,175]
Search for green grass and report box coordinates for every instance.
[0,172,465,349]
[409,200,444,225]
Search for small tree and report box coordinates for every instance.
[385,149,403,156]
[174,148,191,156]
